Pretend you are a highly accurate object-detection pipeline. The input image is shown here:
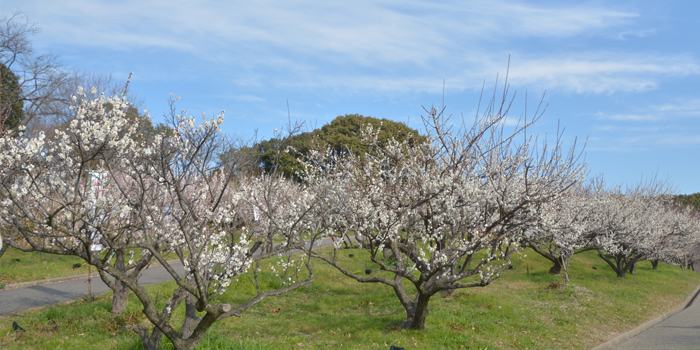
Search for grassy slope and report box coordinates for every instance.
[1,248,699,350]
[0,248,171,288]
[0,249,88,287]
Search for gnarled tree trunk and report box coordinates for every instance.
[96,249,130,314]
[596,250,643,278]
[111,279,129,314]
[400,293,432,330]
[528,242,565,275]
[134,326,163,350]
[180,293,203,339]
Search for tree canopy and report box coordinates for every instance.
[675,193,700,211]
[225,114,426,179]
[0,63,24,130]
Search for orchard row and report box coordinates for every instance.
[0,89,697,350]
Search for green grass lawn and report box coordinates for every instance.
[0,248,175,288]
[1,248,699,350]
[0,248,88,287]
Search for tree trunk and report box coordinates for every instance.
[383,247,393,260]
[528,242,563,275]
[548,256,566,275]
[681,258,690,270]
[180,294,202,339]
[400,293,432,329]
[134,325,163,350]
[111,279,129,314]
[597,250,627,277]
[170,304,231,350]
[630,261,637,274]
[97,249,130,314]
[615,268,627,278]
[561,257,570,282]
[651,260,659,270]
[0,240,8,260]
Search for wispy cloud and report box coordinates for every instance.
[14,0,693,96]
[231,95,266,103]
[596,98,700,122]
[656,135,700,146]
[24,1,636,54]
[492,53,699,94]
[653,99,700,114]
[590,96,700,151]
[604,114,660,121]
[617,29,657,40]
[588,132,700,152]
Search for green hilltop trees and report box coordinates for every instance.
[675,193,700,212]
[222,114,426,179]
[0,63,24,130]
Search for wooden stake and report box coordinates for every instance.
[87,264,92,298]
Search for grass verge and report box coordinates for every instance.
[0,248,87,286]
[1,248,699,349]
[0,248,174,287]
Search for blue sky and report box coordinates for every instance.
[2,1,699,193]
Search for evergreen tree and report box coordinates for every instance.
[675,193,700,211]
[0,63,24,130]
[224,114,425,179]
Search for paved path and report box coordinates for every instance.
[0,238,339,317]
[0,263,185,316]
[614,295,700,350]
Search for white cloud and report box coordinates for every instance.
[653,99,700,114]
[617,29,657,40]
[594,125,663,132]
[231,95,265,103]
[17,0,635,61]
[8,0,698,96]
[604,114,660,121]
[595,98,700,124]
[656,135,700,146]
[489,53,699,94]
[587,133,696,152]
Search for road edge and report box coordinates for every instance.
[591,280,700,350]
[0,259,182,291]
[0,239,336,291]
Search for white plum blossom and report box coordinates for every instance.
[0,91,320,350]
[587,181,700,277]
[303,95,587,329]
[524,182,601,281]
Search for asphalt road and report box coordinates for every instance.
[614,295,700,350]
[0,238,338,317]
[0,262,185,316]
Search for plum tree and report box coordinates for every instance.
[0,90,326,350]
[303,83,586,329]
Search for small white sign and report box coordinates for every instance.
[253,205,260,221]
